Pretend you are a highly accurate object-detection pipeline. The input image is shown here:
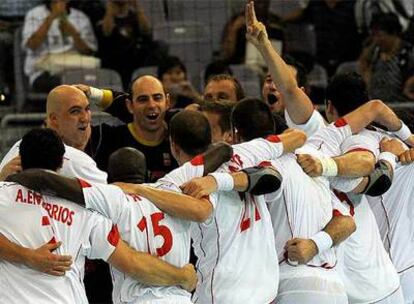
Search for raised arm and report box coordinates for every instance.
[245,1,314,124]
[343,99,403,135]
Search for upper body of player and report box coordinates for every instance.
[84,76,178,181]
[0,85,107,184]
[0,128,197,304]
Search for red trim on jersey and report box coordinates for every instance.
[107,224,120,247]
[191,154,205,166]
[266,135,281,143]
[333,190,355,216]
[346,148,375,157]
[334,118,348,127]
[258,161,272,168]
[42,216,51,226]
[77,178,92,188]
[48,236,57,244]
[332,209,343,217]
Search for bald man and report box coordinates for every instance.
[86,75,178,182]
[0,85,106,184]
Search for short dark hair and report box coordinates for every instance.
[169,110,212,156]
[231,98,275,141]
[20,128,65,171]
[326,72,369,116]
[370,13,402,36]
[204,60,233,85]
[201,100,236,133]
[108,147,147,184]
[206,74,245,101]
[157,56,187,80]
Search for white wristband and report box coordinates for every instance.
[208,173,234,191]
[89,87,104,104]
[310,231,333,253]
[394,120,411,141]
[320,157,338,177]
[378,152,397,171]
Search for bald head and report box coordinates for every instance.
[46,85,91,151]
[46,85,88,115]
[131,75,165,95]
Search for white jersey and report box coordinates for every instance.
[332,133,401,303]
[266,154,346,302]
[157,136,284,304]
[83,183,192,303]
[0,182,118,304]
[288,112,400,302]
[0,139,108,184]
[345,129,414,276]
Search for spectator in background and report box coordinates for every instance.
[359,13,414,102]
[22,0,97,93]
[203,74,245,102]
[0,0,41,101]
[96,0,166,88]
[157,56,201,109]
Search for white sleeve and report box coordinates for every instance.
[61,145,108,184]
[82,184,126,224]
[340,134,379,157]
[86,212,119,261]
[156,158,205,188]
[0,141,20,172]
[230,136,285,170]
[285,109,326,137]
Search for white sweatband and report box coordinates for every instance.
[310,231,333,253]
[394,120,411,141]
[208,173,234,191]
[320,157,338,177]
[378,152,397,171]
[89,87,104,104]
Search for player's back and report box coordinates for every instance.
[268,155,335,266]
[0,182,118,304]
[191,190,278,304]
[335,193,400,303]
[83,184,192,303]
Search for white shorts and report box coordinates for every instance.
[400,268,414,304]
[372,286,404,304]
[275,265,348,304]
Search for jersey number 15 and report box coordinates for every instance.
[137,212,173,257]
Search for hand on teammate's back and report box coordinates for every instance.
[180,263,197,292]
[284,238,318,265]
[296,154,323,177]
[180,176,218,199]
[379,138,405,158]
[0,156,22,181]
[24,241,73,276]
